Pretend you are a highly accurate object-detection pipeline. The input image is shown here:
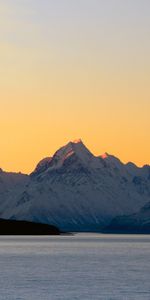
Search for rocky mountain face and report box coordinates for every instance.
[103,201,150,233]
[0,140,150,231]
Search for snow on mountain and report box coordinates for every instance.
[31,139,97,177]
[1,139,149,232]
[31,157,52,176]
[0,170,29,217]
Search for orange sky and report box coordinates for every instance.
[0,1,150,173]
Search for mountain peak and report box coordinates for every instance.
[53,139,93,167]
[72,138,82,144]
[32,139,94,176]
[101,152,109,159]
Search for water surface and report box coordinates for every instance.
[0,234,149,299]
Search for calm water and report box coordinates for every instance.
[0,234,149,300]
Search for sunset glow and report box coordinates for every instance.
[73,139,82,144]
[0,0,150,173]
[101,153,108,160]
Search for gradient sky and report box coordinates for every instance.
[0,0,150,173]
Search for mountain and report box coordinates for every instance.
[0,169,29,217]
[1,139,149,232]
[103,201,150,233]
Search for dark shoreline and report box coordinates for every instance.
[0,219,60,235]
[0,218,149,235]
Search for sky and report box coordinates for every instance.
[0,0,150,173]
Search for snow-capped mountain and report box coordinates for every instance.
[1,139,149,231]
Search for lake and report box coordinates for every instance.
[0,234,149,299]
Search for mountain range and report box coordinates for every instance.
[0,139,150,231]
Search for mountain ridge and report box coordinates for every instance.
[0,139,149,232]
[1,139,149,175]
